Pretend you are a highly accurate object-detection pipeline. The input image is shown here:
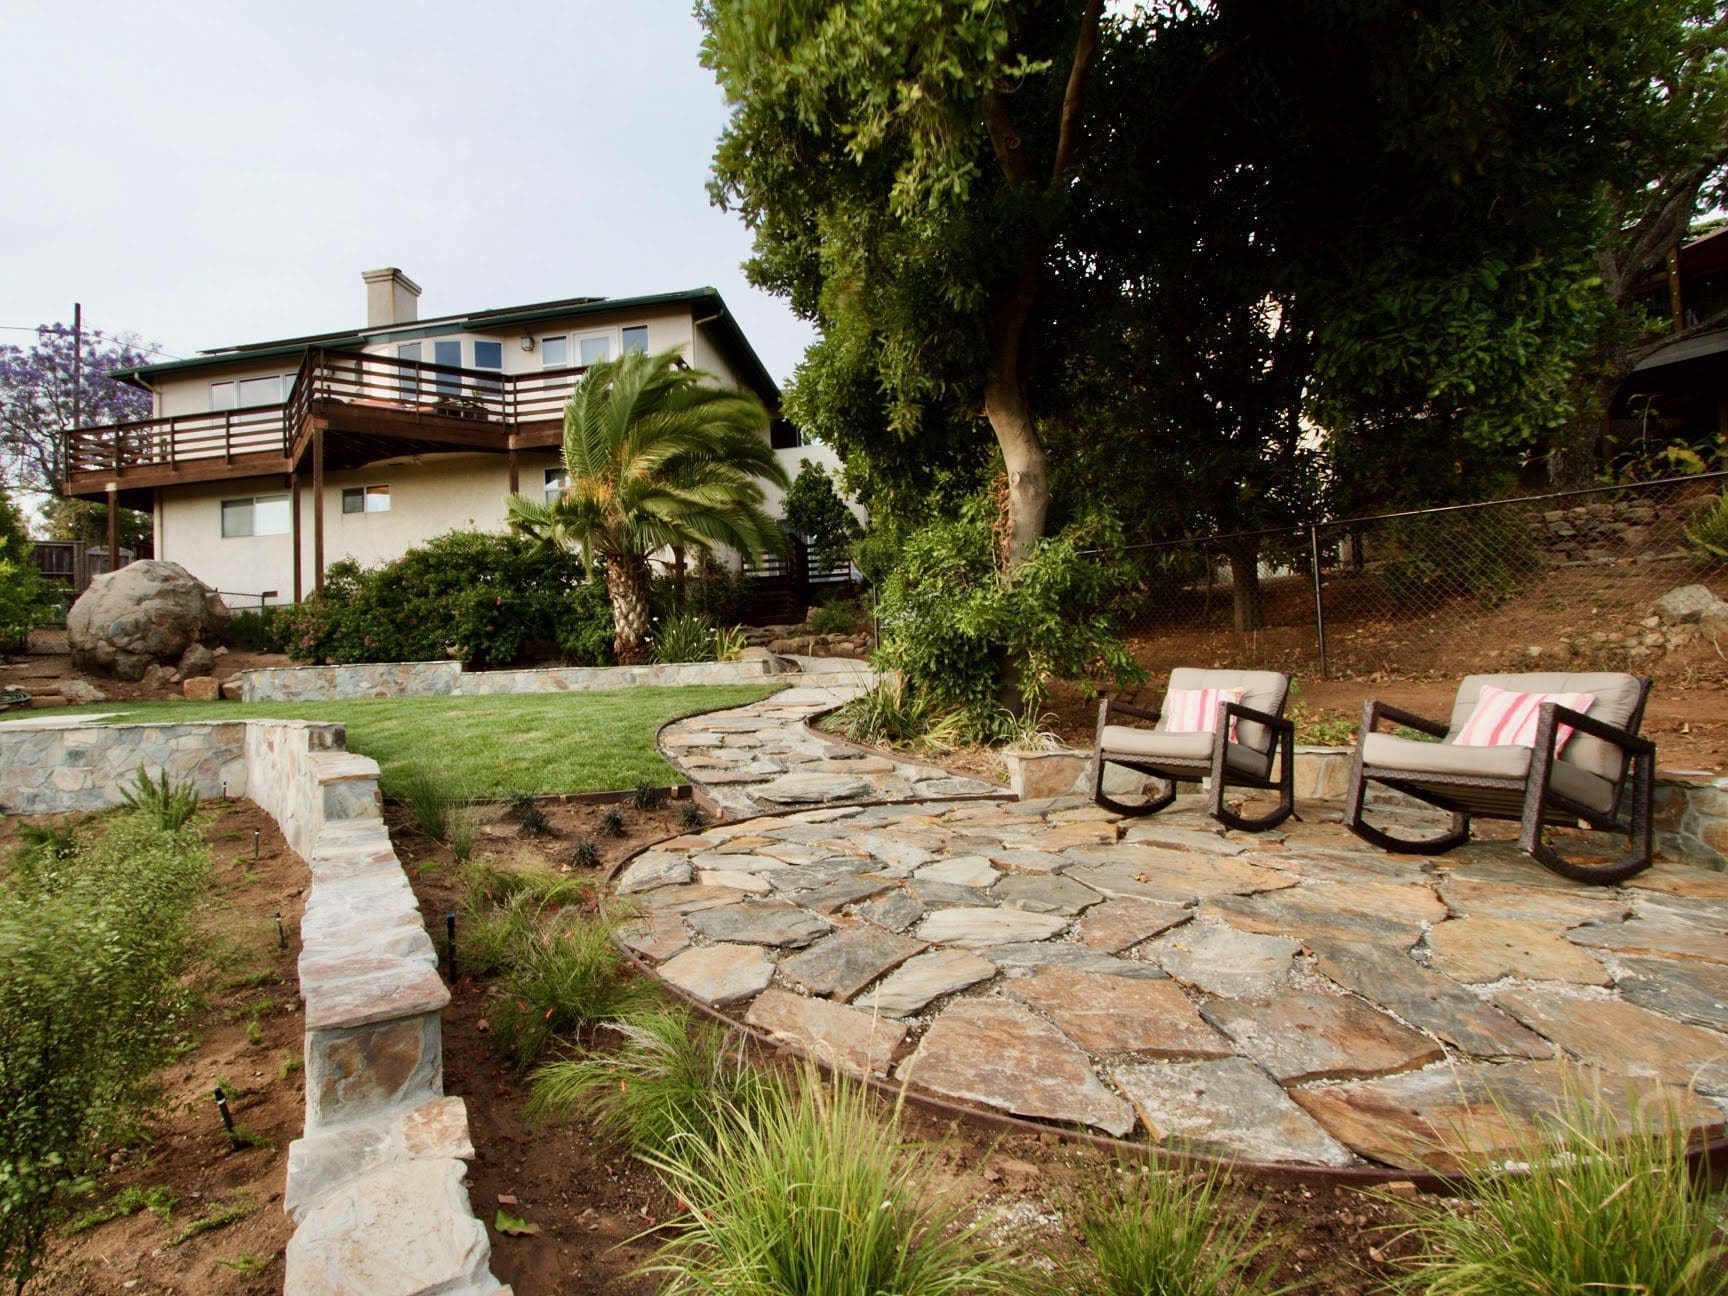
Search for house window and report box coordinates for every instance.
[544,468,567,503]
[209,374,292,411]
[221,494,291,538]
[578,335,611,366]
[397,342,422,400]
[622,325,648,355]
[210,381,236,412]
[541,336,569,368]
[341,485,391,515]
[473,340,503,394]
[433,339,462,396]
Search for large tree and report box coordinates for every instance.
[0,323,153,494]
[505,350,788,664]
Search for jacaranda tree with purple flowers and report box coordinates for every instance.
[0,323,154,495]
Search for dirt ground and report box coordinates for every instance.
[1,645,290,707]
[398,802,1420,1296]
[5,800,306,1295]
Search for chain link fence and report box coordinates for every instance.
[1108,473,1728,680]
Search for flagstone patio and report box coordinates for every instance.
[622,674,1728,1174]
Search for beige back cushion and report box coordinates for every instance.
[1448,673,1645,783]
[1160,668,1289,753]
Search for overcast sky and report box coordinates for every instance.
[0,1,816,386]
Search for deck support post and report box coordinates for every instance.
[291,472,303,603]
[312,425,325,594]
[105,483,119,570]
[508,435,519,496]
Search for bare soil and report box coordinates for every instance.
[9,800,306,1295]
[1,647,290,707]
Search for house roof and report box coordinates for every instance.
[110,286,780,402]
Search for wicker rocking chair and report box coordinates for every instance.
[1090,668,1295,832]
[1342,672,1655,885]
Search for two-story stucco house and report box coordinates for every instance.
[62,270,829,605]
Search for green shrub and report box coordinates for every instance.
[223,605,286,653]
[680,553,746,625]
[490,911,655,1073]
[643,1069,1022,1295]
[831,675,937,748]
[874,497,1144,728]
[629,781,665,811]
[782,459,863,571]
[0,487,51,649]
[597,807,626,837]
[118,768,201,832]
[1380,506,1541,610]
[652,612,716,664]
[275,529,613,668]
[1066,1159,1287,1296]
[1389,1082,1728,1296]
[1684,493,1728,560]
[395,765,457,840]
[0,814,211,1290]
[808,599,864,636]
[527,1007,781,1158]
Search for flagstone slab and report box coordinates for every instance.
[1006,968,1234,1058]
[1425,917,1611,986]
[859,949,998,1017]
[898,998,1136,1136]
[753,772,876,804]
[1202,890,1428,948]
[1113,1059,1355,1166]
[910,880,996,907]
[792,875,900,914]
[1626,862,1728,900]
[987,847,1073,874]
[616,851,693,894]
[985,942,1169,979]
[917,907,1070,948]
[696,869,775,895]
[1143,923,1301,998]
[1119,823,1247,855]
[1617,956,1728,1031]
[1075,897,1192,952]
[1566,905,1728,965]
[638,884,749,914]
[853,890,925,932]
[1436,877,1628,925]
[1065,849,1300,905]
[659,944,776,1007]
[848,832,941,873]
[1310,939,1552,1060]
[1495,987,1728,1091]
[616,912,691,963]
[778,926,927,1000]
[687,900,832,948]
[1200,991,1444,1083]
[1289,1061,1724,1175]
[994,873,1103,915]
[743,988,907,1077]
[689,851,797,872]
[916,857,1003,888]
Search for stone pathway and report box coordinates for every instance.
[657,658,1003,818]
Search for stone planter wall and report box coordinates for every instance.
[238,655,779,702]
[0,716,506,1295]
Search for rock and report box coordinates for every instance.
[754,772,875,804]
[744,989,907,1077]
[182,675,221,702]
[916,907,1070,947]
[220,678,245,701]
[1075,897,1192,952]
[1424,917,1610,986]
[658,943,776,1006]
[1617,956,1728,1031]
[616,851,694,894]
[858,949,997,1016]
[854,890,925,933]
[140,663,167,689]
[1004,967,1234,1058]
[984,941,1169,979]
[67,560,230,681]
[687,900,831,948]
[178,642,216,678]
[898,998,1136,1135]
[1200,990,1444,1083]
[1495,987,1728,1091]
[1654,584,1728,625]
[994,872,1103,915]
[617,912,691,962]
[56,679,108,705]
[778,926,926,1000]
[914,856,1002,889]
[1143,923,1301,998]
[1113,1058,1355,1166]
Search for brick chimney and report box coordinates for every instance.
[361,268,421,328]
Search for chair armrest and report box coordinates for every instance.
[1222,700,1294,735]
[1361,699,1449,739]
[1542,703,1656,758]
[1101,699,1162,726]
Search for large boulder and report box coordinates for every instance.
[68,561,230,681]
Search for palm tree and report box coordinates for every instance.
[506,348,789,664]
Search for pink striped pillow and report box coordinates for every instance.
[1453,683,1596,751]
[1163,686,1245,739]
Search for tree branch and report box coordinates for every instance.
[1050,0,1105,190]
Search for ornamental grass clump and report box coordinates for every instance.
[490,909,655,1073]
[0,813,211,1292]
[641,1069,1024,1295]
[527,1006,781,1160]
[1389,1082,1728,1295]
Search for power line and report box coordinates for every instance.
[0,324,183,361]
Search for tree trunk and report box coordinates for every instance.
[607,556,653,665]
[983,372,1051,572]
[1227,544,1264,632]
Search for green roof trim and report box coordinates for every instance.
[107,287,781,404]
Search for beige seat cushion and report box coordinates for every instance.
[1100,725,1272,781]
[1162,668,1288,754]
[1448,673,1644,782]
[1361,732,1616,814]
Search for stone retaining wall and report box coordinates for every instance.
[239,656,778,702]
[0,716,507,1295]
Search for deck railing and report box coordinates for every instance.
[67,348,592,479]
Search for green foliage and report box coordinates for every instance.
[677,803,706,832]
[64,1183,178,1236]
[629,782,665,812]
[527,1007,780,1159]
[118,768,201,832]
[276,529,612,668]
[395,764,457,840]
[1389,1083,1728,1295]
[223,605,286,654]
[490,910,656,1073]
[446,805,479,864]
[568,838,601,870]
[507,792,551,837]
[831,675,938,749]
[165,1194,259,1247]
[1380,506,1543,610]
[652,612,717,664]
[681,553,746,626]
[597,807,626,838]
[0,814,211,1290]
[712,624,747,662]
[0,485,50,646]
[808,599,864,637]
[1066,1160,1289,1296]
[782,459,863,571]
[642,1069,1024,1295]
[1684,493,1728,559]
[875,499,1145,724]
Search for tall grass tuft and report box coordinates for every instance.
[490,909,656,1073]
[642,1069,1024,1295]
[119,767,201,832]
[653,612,717,664]
[1066,1159,1290,1296]
[395,764,456,840]
[458,861,591,980]
[527,1007,780,1159]
[1389,1082,1728,1295]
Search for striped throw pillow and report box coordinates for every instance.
[1163,686,1246,740]
[1453,683,1596,751]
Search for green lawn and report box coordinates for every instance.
[60,685,780,798]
